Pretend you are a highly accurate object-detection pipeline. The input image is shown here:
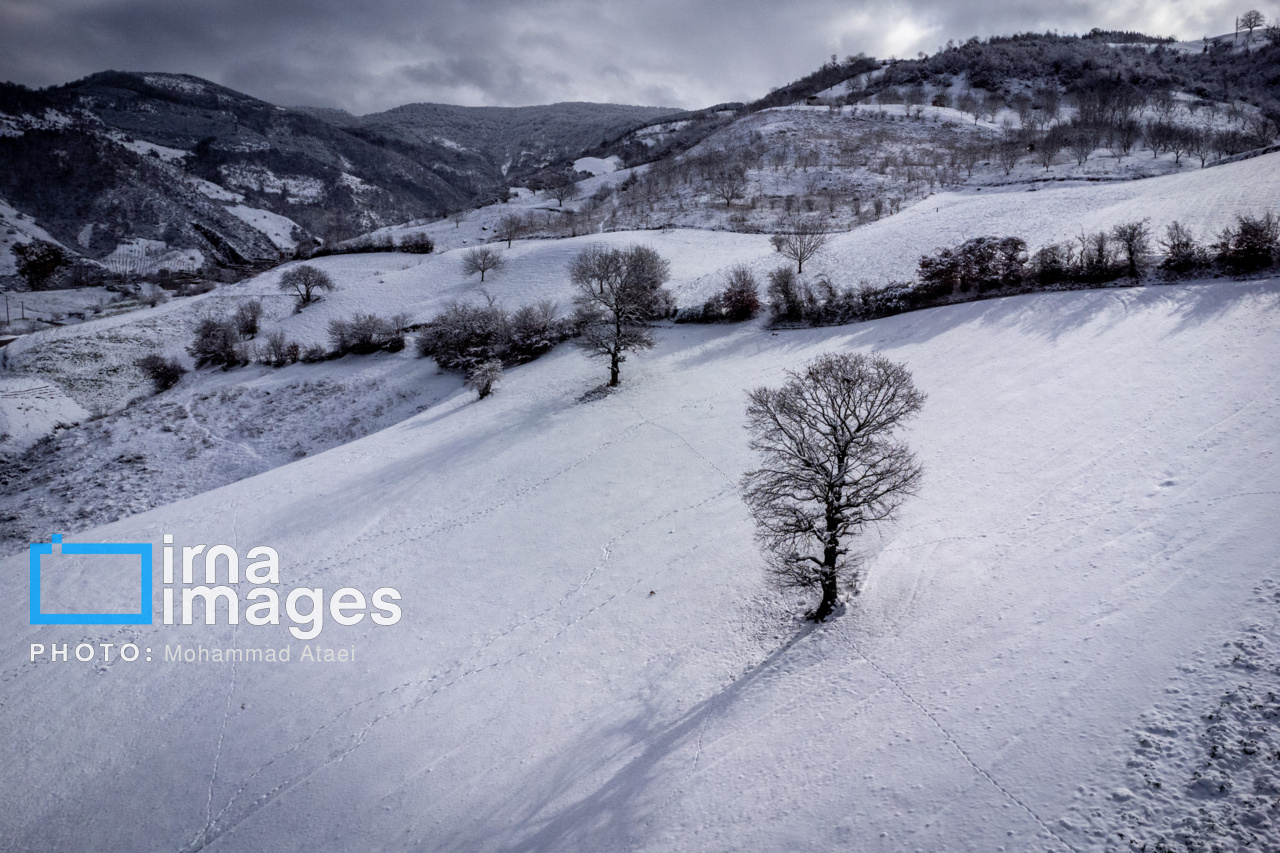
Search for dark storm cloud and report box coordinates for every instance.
[0,0,1241,113]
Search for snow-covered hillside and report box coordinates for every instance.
[3,152,1278,557]
[2,271,1277,851]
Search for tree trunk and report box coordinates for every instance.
[609,353,620,386]
[813,573,839,622]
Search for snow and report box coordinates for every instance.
[190,177,244,203]
[1,274,1277,851]
[224,205,302,251]
[102,238,203,276]
[2,129,1279,851]
[219,165,327,203]
[142,74,210,95]
[813,150,1280,288]
[573,155,621,176]
[115,135,191,162]
[0,197,65,277]
[0,375,88,455]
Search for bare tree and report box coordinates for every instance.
[493,214,527,248]
[1037,127,1065,169]
[278,264,336,309]
[1189,129,1215,167]
[1068,130,1094,165]
[771,218,831,273]
[547,181,581,207]
[448,209,468,228]
[1240,9,1265,50]
[570,244,671,386]
[462,247,506,282]
[708,167,749,207]
[995,126,1022,175]
[742,353,925,622]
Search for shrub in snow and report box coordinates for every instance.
[917,236,1028,297]
[681,266,761,323]
[742,353,924,622]
[136,354,187,392]
[417,302,510,370]
[1215,211,1279,273]
[720,266,762,321]
[1030,242,1077,285]
[1075,230,1122,283]
[507,301,572,361]
[261,330,300,367]
[187,318,242,368]
[1158,222,1210,276]
[300,343,329,363]
[327,312,409,355]
[397,233,434,254]
[233,299,264,339]
[766,267,804,323]
[465,359,503,399]
[278,264,335,310]
[1109,221,1151,279]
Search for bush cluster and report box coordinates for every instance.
[307,232,434,259]
[327,312,409,355]
[415,300,574,371]
[135,354,187,393]
[678,265,762,323]
[768,212,1279,328]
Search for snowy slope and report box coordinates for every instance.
[1,275,1277,852]
[816,149,1280,288]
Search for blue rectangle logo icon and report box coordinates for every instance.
[30,535,153,625]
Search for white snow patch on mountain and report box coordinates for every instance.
[573,155,621,175]
[225,205,301,251]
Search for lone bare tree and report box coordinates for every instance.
[278,264,336,309]
[571,244,670,386]
[547,181,581,207]
[494,214,527,248]
[742,353,925,622]
[708,167,749,207]
[462,247,506,282]
[1240,9,1265,50]
[771,218,831,273]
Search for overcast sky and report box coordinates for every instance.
[0,0,1251,114]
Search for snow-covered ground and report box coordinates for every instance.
[2,133,1278,851]
[1,274,1276,852]
[0,375,88,456]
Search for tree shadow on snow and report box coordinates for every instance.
[434,623,819,853]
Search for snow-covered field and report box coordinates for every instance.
[1,130,1278,852]
[1,274,1277,852]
